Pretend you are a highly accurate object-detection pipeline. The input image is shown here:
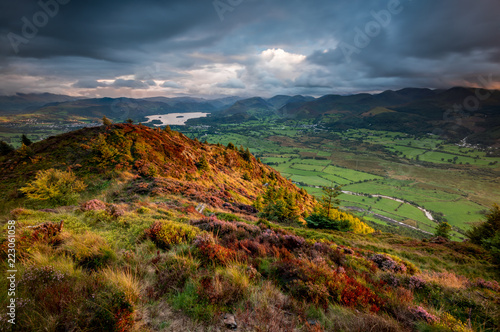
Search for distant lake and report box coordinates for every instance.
[144,112,210,126]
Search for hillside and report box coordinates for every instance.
[0,125,499,332]
[0,124,315,215]
[0,93,82,113]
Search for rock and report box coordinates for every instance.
[223,314,237,330]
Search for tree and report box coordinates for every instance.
[467,204,500,264]
[435,221,452,239]
[102,116,112,126]
[257,186,301,224]
[241,147,251,162]
[319,184,343,218]
[21,134,32,146]
[0,141,14,156]
[164,125,172,133]
[126,118,134,124]
[227,142,236,150]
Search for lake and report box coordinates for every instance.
[144,112,210,126]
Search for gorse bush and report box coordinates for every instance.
[20,168,86,205]
[146,220,200,249]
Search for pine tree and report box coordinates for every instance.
[21,134,32,146]
[242,147,251,161]
[320,184,342,218]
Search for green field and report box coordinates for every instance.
[181,120,500,238]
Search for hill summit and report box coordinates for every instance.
[1,123,315,215]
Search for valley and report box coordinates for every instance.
[180,120,500,240]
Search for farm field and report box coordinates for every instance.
[181,120,500,239]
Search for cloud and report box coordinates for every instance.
[216,78,245,89]
[0,0,499,97]
[111,79,150,89]
[72,79,108,89]
[161,81,183,89]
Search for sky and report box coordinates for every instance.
[0,0,499,99]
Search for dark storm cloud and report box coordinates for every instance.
[0,0,499,96]
[111,79,149,89]
[72,79,108,89]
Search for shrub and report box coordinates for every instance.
[466,204,500,265]
[84,284,134,331]
[435,222,452,240]
[102,116,112,125]
[306,213,352,232]
[196,155,210,171]
[0,140,14,156]
[107,204,125,218]
[370,254,418,274]
[408,275,426,290]
[20,168,87,205]
[146,220,200,249]
[81,199,107,211]
[409,306,438,324]
[274,257,383,311]
[197,267,250,308]
[136,206,150,214]
[191,216,237,236]
[196,241,240,266]
[433,312,472,332]
[470,278,500,292]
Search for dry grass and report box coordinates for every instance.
[101,267,142,303]
[236,281,298,331]
[420,271,469,289]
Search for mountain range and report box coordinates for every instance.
[1,87,500,145]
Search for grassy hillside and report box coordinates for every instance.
[0,125,499,332]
